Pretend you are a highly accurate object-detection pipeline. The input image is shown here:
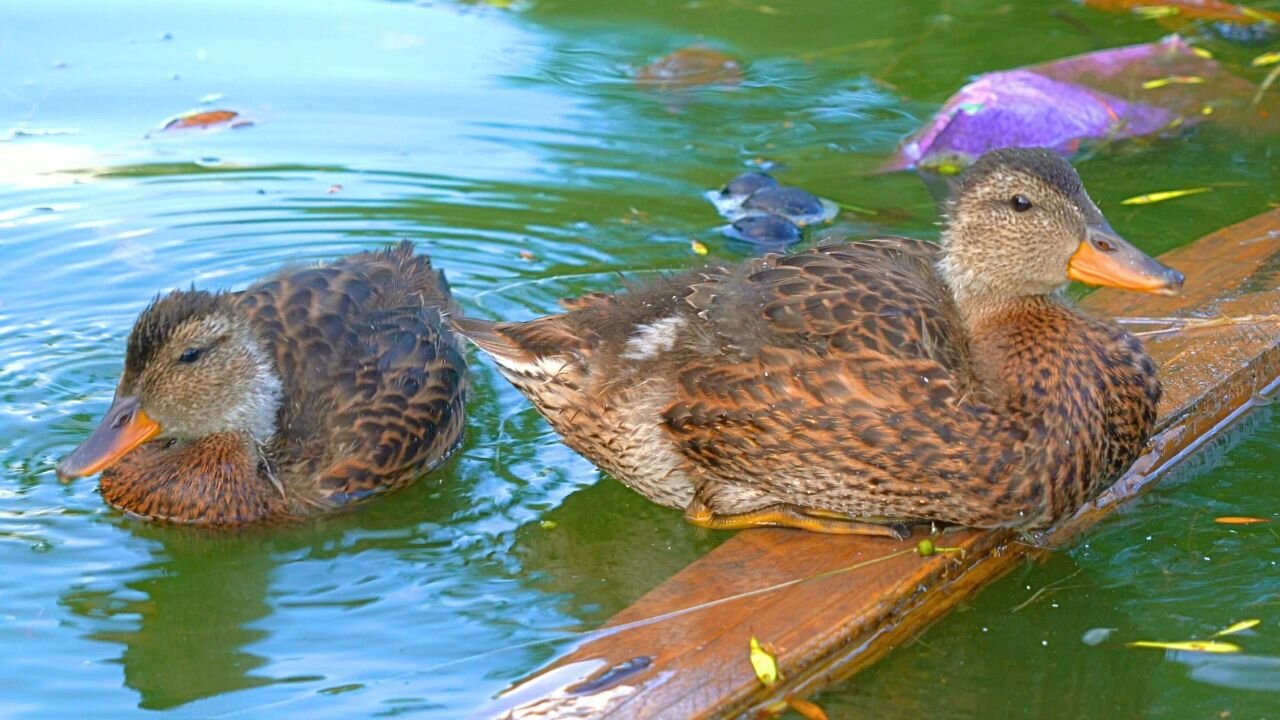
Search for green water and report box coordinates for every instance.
[1,1,1277,717]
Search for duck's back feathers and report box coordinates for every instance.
[237,241,467,507]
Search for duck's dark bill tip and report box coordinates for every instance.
[56,396,160,481]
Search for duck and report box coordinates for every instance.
[453,148,1183,538]
[56,241,467,527]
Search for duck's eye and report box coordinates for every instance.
[178,347,205,364]
[1010,195,1033,212]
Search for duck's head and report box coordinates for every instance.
[56,290,282,481]
[937,147,1183,313]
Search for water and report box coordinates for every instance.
[1,1,1277,717]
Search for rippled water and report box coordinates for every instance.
[2,1,1278,717]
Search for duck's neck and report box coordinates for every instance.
[962,294,1073,409]
[100,432,288,526]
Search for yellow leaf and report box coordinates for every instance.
[1215,619,1261,637]
[1241,7,1273,22]
[749,636,781,686]
[786,697,830,720]
[539,520,558,530]
[1127,640,1241,653]
[690,239,709,256]
[1191,47,1213,60]
[1253,52,1280,68]
[1142,75,1206,90]
[1120,187,1212,205]
[1132,5,1179,18]
[1214,516,1269,525]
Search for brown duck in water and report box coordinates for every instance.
[454,148,1183,538]
[56,242,466,526]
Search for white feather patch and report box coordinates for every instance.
[621,316,684,361]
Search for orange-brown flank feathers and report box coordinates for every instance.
[453,148,1181,536]
[57,242,467,527]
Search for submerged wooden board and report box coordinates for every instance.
[482,209,1280,720]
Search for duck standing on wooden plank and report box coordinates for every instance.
[454,148,1184,537]
[56,241,467,527]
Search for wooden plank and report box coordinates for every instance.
[481,209,1280,720]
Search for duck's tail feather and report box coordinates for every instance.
[450,314,590,385]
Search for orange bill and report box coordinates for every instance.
[56,395,160,481]
[1068,224,1184,295]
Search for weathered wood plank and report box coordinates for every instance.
[483,209,1280,720]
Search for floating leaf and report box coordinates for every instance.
[1241,6,1277,22]
[690,239,710,256]
[1142,75,1205,89]
[785,697,830,720]
[1215,619,1261,636]
[1253,52,1280,68]
[162,109,240,131]
[1133,5,1180,18]
[635,47,744,90]
[1120,187,1212,204]
[749,636,780,686]
[539,519,557,530]
[1214,516,1270,524]
[1128,640,1241,653]
[1082,0,1280,24]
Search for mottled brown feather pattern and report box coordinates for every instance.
[456,226,1161,531]
[98,242,467,526]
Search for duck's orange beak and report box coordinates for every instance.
[1068,223,1184,296]
[56,395,161,482]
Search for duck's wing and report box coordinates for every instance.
[686,239,969,365]
[663,239,1008,524]
[238,242,467,503]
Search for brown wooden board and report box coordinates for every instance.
[481,209,1280,720]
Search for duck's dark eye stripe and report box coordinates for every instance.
[1011,195,1032,212]
[178,347,205,363]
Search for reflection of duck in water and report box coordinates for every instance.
[456,149,1183,537]
[60,532,276,710]
[57,242,466,526]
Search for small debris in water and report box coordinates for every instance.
[1121,187,1212,205]
[539,519,557,530]
[161,109,242,131]
[721,171,778,198]
[1214,619,1260,636]
[1128,639,1241,653]
[635,47,744,90]
[1214,516,1270,524]
[723,214,802,247]
[1082,627,1116,645]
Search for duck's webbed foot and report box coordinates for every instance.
[683,497,911,539]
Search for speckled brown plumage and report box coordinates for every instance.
[65,242,466,527]
[454,148,1180,535]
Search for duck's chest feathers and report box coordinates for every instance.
[973,300,1159,517]
[100,433,290,525]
